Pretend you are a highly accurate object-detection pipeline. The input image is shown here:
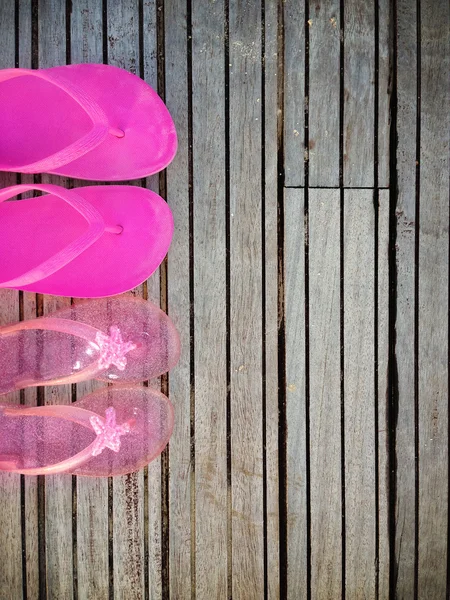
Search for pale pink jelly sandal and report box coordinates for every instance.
[0,296,180,394]
[0,183,173,297]
[0,64,177,180]
[0,386,174,476]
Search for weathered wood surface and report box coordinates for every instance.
[308,189,341,597]
[308,1,340,187]
[284,188,307,599]
[284,0,305,187]
[416,0,449,597]
[0,1,448,599]
[395,0,418,597]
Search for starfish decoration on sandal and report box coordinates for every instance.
[95,326,137,371]
[90,407,131,456]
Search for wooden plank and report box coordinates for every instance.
[16,2,40,598]
[0,3,23,599]
[344,189,376,598]
[395,0,417,595]
[343,1,375,187]
[0,291,22,600]
[69,3,110,600]
[191,1,228,598]
[284,188,307,599]
[263,1,280,596]
[284,0,305,187]
[141,2,163,599]
[164,0,192,597]
[378,0,390,187]
[21,294,40,600]
[308,1,340,187]
[105,2,146,598]
[417,0,449,596]
[308,189,341,597]
[377,190,390,598]
[229,2,264,597]
[38,2,74,599]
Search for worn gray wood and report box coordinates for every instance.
[309,189,341,597]
[191,1,228,598]
[308,1,340,187]
[344,190,376,598]
[417,0,449,596]
[16,2,41,598]
[141,2,164,599]
[284,0,305,187]
[378,0,390,187]
[21,293,40,600]
[69,5,110,600]
[106,3,147,598]
[343,1,375,187]
[164,1,193,598]
[0,3,23,599]
[229,2,265,598]
[38,3,75,598]
[284,188,307,599]
[377,189,390,598]
[395,0,418,595]
[0,291,22,600]
[263,1,280,596]
[2,2,450,597]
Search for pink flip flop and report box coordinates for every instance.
[0,64,177,180]
[0,386,174,476]
[0,296,180,393]
[0,183,173,297]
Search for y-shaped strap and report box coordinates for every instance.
[0,184,106,288]
[0,68,121,172]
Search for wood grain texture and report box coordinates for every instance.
[106,3,146,598]
[0,3,23,599]
[284,188,307,599]
[344,190,376,599]
[308,189,341,598]
[68,4,110,599]
[1,2,450,597]
[141,2,163,599]
[343,0,375,187]
[263,1,280,596]
[417,0,449,596]
[377,190,390,598]
[308,1,340,187]
[191,1,228,597]
[229,2,264,597]
[16,2,40,598]
[21,293,40,600]
[284,0,305,187]
[395,0,418,595]
[164,0,193,598]
[377,0,390,187]
[38,3,75,598]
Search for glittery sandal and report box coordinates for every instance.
[0,296,180,394]
[0,386,174,476]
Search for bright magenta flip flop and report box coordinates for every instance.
[0,64,177,180]
[0,386,174,476]
[0,183,173,297]
[0,296,180,393]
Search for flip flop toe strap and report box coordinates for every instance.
[0,184,106,288]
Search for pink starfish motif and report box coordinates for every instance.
[90,407,131,457]
[95,326,137,371]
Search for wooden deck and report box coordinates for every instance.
[0,1,448,598]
